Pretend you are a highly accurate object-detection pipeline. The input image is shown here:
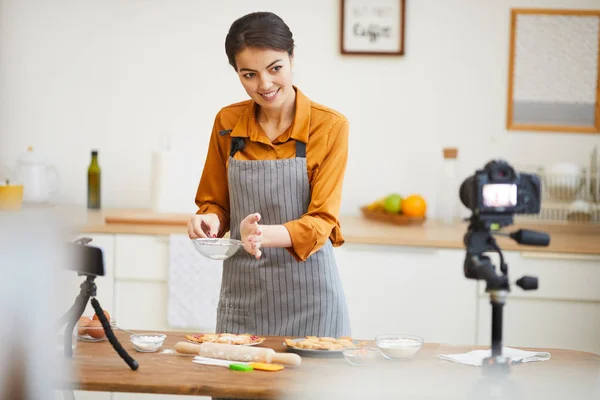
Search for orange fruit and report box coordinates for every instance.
[402,195,427,217]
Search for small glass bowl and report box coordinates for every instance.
[77,317,117,342]
[375,333,424,360]
[342,346,379,366]
[191,238,242,260]
[130,333,167,352]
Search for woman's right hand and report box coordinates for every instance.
[188,213,220,239]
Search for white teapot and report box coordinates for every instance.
[15,146,60,204]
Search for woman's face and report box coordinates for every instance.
[234,47,294,111]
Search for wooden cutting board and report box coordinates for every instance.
[104,210,191,226]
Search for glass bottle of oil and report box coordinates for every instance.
[87,150,101,209]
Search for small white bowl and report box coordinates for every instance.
[375,333,423,360]
[130,333,166,352]
[191,238,242,260]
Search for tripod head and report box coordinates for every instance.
[463,214,548,291]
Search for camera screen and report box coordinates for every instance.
[482,183,517,208]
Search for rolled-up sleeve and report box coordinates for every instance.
[283,117,348,261]
[194,113,231,237]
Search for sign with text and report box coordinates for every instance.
[341,0,405,55]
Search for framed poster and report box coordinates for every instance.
[341,0,406,55]
[506,8,600,134]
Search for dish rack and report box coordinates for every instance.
[513,151,600,225]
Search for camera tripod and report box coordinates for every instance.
[462,214,549,400]
[57,274,138,370]
[463,214,547,367]
[57,237,138,371]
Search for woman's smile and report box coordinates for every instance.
[260,88,280,102]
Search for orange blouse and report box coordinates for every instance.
[194,86,349,262]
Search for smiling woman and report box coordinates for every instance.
[187,12,352,343]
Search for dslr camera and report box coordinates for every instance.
[459,160,541,221]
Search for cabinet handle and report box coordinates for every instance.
[520,252,600,262]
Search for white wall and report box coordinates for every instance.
[1,0,599,216]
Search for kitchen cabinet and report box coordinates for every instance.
[333,244,478,346]
[113,234,171,331]
[476,251,600,355]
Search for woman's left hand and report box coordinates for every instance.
[240,213,262,259]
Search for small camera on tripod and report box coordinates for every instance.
[69,238,105,277]
[58,238,138,370]
[459,160,550,369]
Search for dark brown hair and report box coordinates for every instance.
[225,12,295,70]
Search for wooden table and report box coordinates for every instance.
[59,330,600,399]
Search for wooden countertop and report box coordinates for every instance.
[71,208,600,255]
[59,330,600,399]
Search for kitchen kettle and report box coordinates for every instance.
[15,146,60,204]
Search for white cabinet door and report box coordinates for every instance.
[114,281,170,331]
[477,251,600,355]
[114,235,169,281]
[334,244,478,346]
[114,393,210,399]
[113,234,170,331]
[53,391,111,400]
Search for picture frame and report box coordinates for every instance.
[340,0,406,55]
[506,8,600,134]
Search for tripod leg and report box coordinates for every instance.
[91,298,139,371]
[63,292,90,358]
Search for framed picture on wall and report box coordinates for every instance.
[340,0,406,55]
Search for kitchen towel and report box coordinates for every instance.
[437,347,551,366]
[167,234,223,331]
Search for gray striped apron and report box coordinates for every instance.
[216,136,351,338]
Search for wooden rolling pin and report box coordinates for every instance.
[174,342,301,367]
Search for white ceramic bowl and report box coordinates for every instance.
[130,333,167,352]
[375,333,423,360]
[191,238,242,260]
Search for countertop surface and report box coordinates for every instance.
[16,205,596,255]
[59,330,600,399]
[68,208,600,255]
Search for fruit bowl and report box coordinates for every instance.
[360,206,426,226]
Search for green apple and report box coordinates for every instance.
[383,194,403,213]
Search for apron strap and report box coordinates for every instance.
[230,137,245,158]
[225,131,306,159]
[295,140,306,158]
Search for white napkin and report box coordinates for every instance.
[437,347,551,366]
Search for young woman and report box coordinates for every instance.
[188,11,351,338]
